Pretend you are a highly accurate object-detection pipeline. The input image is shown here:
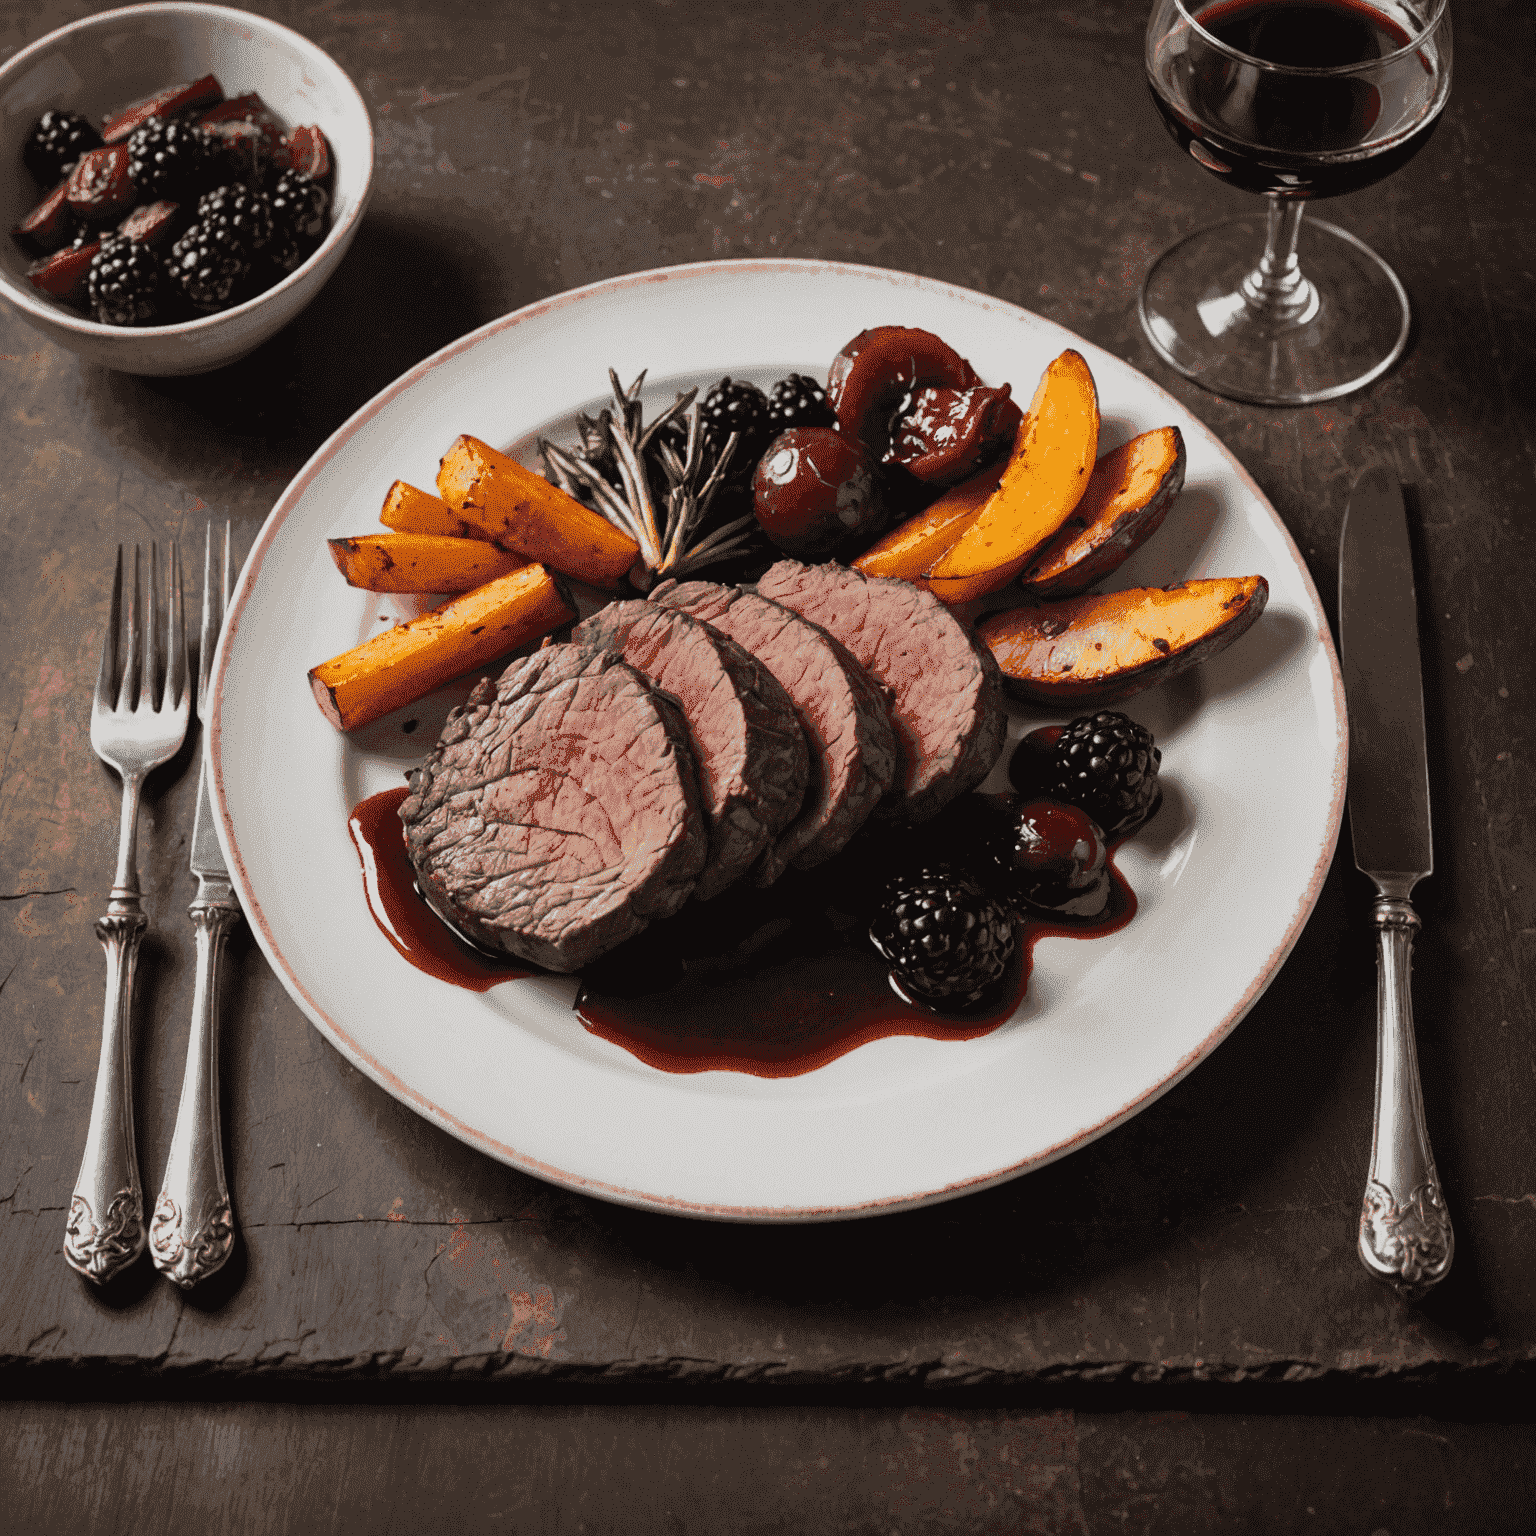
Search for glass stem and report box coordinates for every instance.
[1239,198,1319,329]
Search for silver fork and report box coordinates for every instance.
[65,544,190,1284]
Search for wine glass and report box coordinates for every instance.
[1140,0,1452,405]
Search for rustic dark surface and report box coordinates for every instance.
[3,0,1535,1529]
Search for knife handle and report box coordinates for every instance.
[1358,894,1453,1300]
[150,898,240,1288]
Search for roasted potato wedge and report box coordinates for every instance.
[378,479,492,542]
[925,349,1101,606]
[327,533,527,593]
[309,563,577,731]
[1019,427,1187,599]
[977,575,1269,703]
[851,462,1004,585]
[437,435,640,590]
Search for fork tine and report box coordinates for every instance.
[95,547,124,711]
[141,543,162,712]
[117,546,142,715]
[165,540,187,711]
[198,523,215,711]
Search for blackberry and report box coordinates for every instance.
[766,372,835,433]
[24,109,102,184]
[869,864,1016,1010]
[205,119,278,187]
[1011,711,1161,837]
[197,183,274,252]
[265,171,330,275]
[165,220,249,312]
[86,234,161,326]
[270,170,329,242]
[125,116,216,201]
[699,377,772,476]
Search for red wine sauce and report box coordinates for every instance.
[348,789,1136,1077]
[348,787,531,992]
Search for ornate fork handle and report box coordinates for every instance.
[151,893,240,1287]
[1357,892,1454,1299]
[65,789,150,1283]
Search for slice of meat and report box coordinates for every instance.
[572,601,809,899]
[651,580,897,880]
[757,560,1007,822]
[399,645,706,971]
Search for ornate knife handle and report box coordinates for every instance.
[65,900,149,1283]
[150,898,239,1288]
[1358,892,1454,1300]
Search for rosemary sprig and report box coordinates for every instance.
[539,370,761,589]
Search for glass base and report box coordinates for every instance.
[1139,214,1411,406]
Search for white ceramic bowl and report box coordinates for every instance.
[0,2,373,375]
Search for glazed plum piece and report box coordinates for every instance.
[825,324,1020,488]
[752,428,886,559]
[885,383,1022,486]
[990,797,1110,918]
[745,332,1019,557]
[828,325,980,455]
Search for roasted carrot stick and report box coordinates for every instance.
[309,562,577,731]
[437,435,640,589]
[378,479,493,542]
[327,532,526,593]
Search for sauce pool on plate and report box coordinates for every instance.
[348,787,1136,1078]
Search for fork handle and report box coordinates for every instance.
[151,898,239,1288]
[1358,894,1454,1300]
[65,907,148,1283]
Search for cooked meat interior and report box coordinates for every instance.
[572,601,808,899]
[756,559,1006,822]
[398,644,707,972]
[651,580,897,880]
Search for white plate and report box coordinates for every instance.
[211,258,1346,1221]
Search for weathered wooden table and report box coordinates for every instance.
[4,1,1534,1529]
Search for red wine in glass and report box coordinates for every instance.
[1140,0,1452,404]
[1149,0,1445,198]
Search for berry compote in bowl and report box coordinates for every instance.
[0,2,373,375]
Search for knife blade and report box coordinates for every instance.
[1341,466,1432,887]
[189,741,237,904]
[1338,467,1452,1300]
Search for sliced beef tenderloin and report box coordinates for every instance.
[756,560,1006,822]
[399,644,706,972]
[571,600,809,899]
[651,579,897,881]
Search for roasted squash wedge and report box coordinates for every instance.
[851,462,1004,585]
[977,575,1269,703]
[1019,427,1186,599]
[924,349,1100,607]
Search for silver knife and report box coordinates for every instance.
[149,524,242,1288]
[1339,467,1453,1300]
